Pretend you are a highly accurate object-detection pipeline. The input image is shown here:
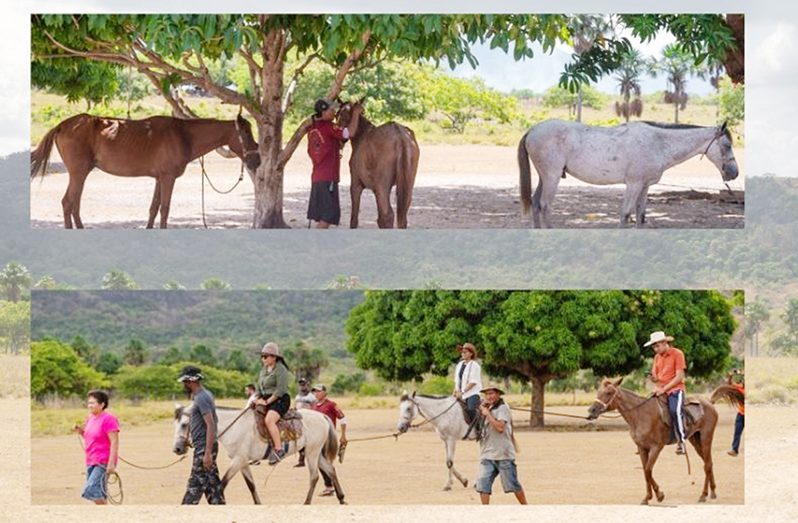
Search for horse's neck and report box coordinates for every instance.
[656,127,715,170]
[351,114,375,145]
[615,388,652,427]
[184,120,235,160]
[416,396,455,425]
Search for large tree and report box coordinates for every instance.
[0,262,32,302]
[32,14,567,228]
[346,290,735,428]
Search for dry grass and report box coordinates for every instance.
[747,357,798,404]
[0,354,28,398]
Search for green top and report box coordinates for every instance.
[258,361,290,397]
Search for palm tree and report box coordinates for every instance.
[650,44,706,123]
[0,262,32,302]
[568,15,615,122]
[614,49,646,122]
[201,277,232,290]
[101,269,139,290]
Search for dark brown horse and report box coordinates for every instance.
[31,114,260,228]
[336,100,419,228]
[587,377,742,505]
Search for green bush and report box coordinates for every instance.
[331,371,366,395]
[112,361,251,400]
[418,375,454,395]
[357,382,384,396]
[31,340,109,400]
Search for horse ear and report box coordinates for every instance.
[412,390,417,398]
[720,121,728,133]
[612,377,624,387]
[174,404,183,419]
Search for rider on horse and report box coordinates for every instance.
[252,342,292,464]
[452,342,483,439]
[647,331,688,455]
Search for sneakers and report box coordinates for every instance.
[320,487,335,497]
[675,442,686,455]
[268,448,287,465]
[727,449,739,457]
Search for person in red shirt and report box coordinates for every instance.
[646,331,688,455]
[311,383,347,496]
[727,369,745,456]
[306,99,351,229]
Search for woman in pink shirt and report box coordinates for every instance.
[73,390,120,504]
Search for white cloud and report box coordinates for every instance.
[756,23,797,75]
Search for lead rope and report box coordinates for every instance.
[200,155,245,228]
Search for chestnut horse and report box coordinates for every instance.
[31,113,261,228]
[336,100,419,228]
[587,377,743,505]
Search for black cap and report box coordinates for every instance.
[177,365,204,382]
[298,378,308,384]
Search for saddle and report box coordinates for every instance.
[254,407,304,444]
[457,399,482,441]
[656,395,704,444]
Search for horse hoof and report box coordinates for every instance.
[711,492,717,500]
[698,496,707,503]
[443,485,452,491]
[657,492,665,502]
[462,480,468,488]
[640,499,649,505]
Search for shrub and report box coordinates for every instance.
[31,340,108,400]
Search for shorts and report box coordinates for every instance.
[307,181,341,225]
[264,393,291,417]
[81,464,107,501]
[474,459,523,495]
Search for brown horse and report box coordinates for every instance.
[587,377,742,505]
[31,113,260,228]
[336,100,419,228]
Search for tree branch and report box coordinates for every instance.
[282,52,318,113]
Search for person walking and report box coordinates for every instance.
[311,383,347,496]
[73,390,120,505]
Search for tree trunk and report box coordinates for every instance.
[724,14,745,84]
[576,86,583,123]
[529,374,547,429]
[674,102,679,124]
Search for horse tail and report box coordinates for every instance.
[30,122,62,179]
[710,383,744,411]
[395,127,418,228]
[323,417,339,463]
[518,130,532,214]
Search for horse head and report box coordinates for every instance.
[397,390,418,433]
[172,403,192,455]
[231,114,261,173]
[587,377,623,420]
[705,121,739,182]
[335,99,365,132]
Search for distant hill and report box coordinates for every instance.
[31,290,363,362]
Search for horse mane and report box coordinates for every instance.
[641,121,705,130]
[415,393,450,400]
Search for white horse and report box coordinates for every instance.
[173,404,345,504]
[517,120,740,228]
[397,392,474,491]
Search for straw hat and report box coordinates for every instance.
[643,331,674,347]
[260,342,283,359]
[480,383,505,395]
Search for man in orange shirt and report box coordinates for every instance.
[727,369,745,456]
[646,331,688,455]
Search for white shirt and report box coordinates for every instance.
[454,360,483,400]
[295,391,317,409]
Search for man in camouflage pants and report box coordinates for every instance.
[178,365,226,505]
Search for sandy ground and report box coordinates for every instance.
[30,404,742,506]
[5,400,798,521]
[30,145,745,229]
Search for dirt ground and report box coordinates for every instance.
[30,145,745,229]
[30,404,743,506]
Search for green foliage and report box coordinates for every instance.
[189,344,216,366]
[101,270,139,290]
[418,375,454,395]
[717,76,744,128]
[201,277,232,290]
[542,84,608,115]
[0,301,30,354]
[285,341,329,382]
[114,361,251,400]
[163,279,186,290]
[225,348,250,373]
[331,371,366,395]
[71,335,99,367]
[96,351,123,375]
[123,339,147,366]
[0,262,32,302]
[30,340,109,400]
[159,346,185,365]
[357,381,383,396]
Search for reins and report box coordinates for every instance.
[199,155,245,229]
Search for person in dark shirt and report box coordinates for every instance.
[178,365,224,505]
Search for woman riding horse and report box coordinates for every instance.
[253,342,292,464]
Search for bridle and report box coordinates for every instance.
[592,385,655,415]
[233,116,260,161]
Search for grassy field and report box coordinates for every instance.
[747,357,798,404]
[31,90,727,147]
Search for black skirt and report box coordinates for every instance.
[307,181,341,225]
[263,393,291,417]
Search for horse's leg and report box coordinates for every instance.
[645,445,666,503]
[538,172,561,228]
[61,167,90,229]
[240,464,262,504]
[318,457,346,505]
[158,174,177,229]
[620,182,643,228]
[374,185,395,229]
[303,444,322,505]
[350,178,364,229]
[220,455,244,494]
[531,181,543,229]
[637,446,653,504]
[634,183,652,227]
[147,179,161,229]
[442,438,455,490]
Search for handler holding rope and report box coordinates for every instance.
[73,390,119,505]
[178,365,225,505]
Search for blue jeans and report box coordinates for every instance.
[474,459,523,494]
[731,413,744,452]
[667,390,686,443]
[81,464,107,501]
[465,395,480,424]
